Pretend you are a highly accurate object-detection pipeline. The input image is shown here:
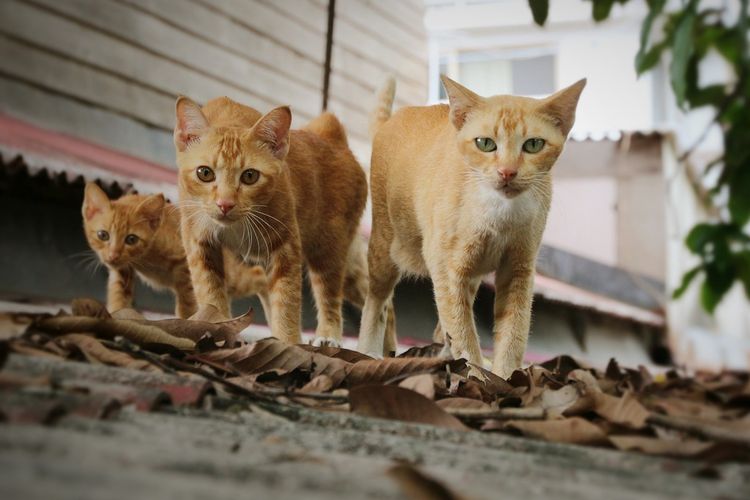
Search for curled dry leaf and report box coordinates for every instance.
[527,384,585,419]
[144,308,253,344]
[299,345,373,363]
[203,338,351,386]
[110,308,145,320]
[347,357,464,387]
[399,374,436,400]
[71,298,110,319]
[436,397,492,411]
[0,312,40,340]
[498,417,609,446]
[590,390,650,429]
[33,316,195,351]
[55,334,155,371]
[299,375,335,394]
[397,343,446,358]
[350,385,467,431]
[387,464,465,500]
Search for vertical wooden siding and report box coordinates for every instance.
[0,0,427,167]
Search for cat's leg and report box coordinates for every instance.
[183,235,231,319]
[431,267,484,371]
[357,234,400,358]
[106,266,135,312]
[308,264,345,347]
[491,262,534,378]
[266,241,303,344]
[257,288,272,325]
[173,265,197,318]
[344,241,399,355]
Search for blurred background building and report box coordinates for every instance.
[0,0,746,369]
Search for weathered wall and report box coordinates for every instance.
[0,0,428,167]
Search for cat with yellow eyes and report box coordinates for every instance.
[82,182,268,318]
[357,76,586,377]
[174,96,369,347]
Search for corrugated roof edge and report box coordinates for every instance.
[0,113,177,198]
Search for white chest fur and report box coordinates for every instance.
[463,184,542,274]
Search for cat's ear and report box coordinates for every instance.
[136,194,165,231]
[441,75,482,130]
[82,182,110,220]
[174,96,209,152]
[253,106,291,160]
[539,78,587,137]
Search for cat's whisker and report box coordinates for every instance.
[248,214,270,264]
[250,211,283,243]
[252,210,290,235]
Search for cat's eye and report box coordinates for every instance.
[96,230,109,241]
[522,138,546,154]
[475,137,497,153]
[196,166,215,182]
[125,234,139,245]
[240,168,260,185]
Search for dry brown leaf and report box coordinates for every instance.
[590,390,650,429]
[55,334,155,371]
[397,343,445,358]
[399,374,436,400]
[608,435,714,458]
[651,397,725,420]
[0,312,38,340]
[145,308,253,343]
[347,358,463,387]
[71,298,110,318]
[203,338,351,386]
[527,384,584,418]
[349,385,467,431]
[387,464,465,500]
[567,369,602,393]
[299,375,335,394]
[499,417,608,445]
[299,344,373,363]
[111,308,145,320]
[436,397,492,411]
[33,316,195,350]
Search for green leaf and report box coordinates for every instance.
[672,265,702,299]
[592,0,616,21]
[636,41,667,74]
[728,160,750,226]
[685,223,718,254]
[528,0,549,26]
[670,4,697,108]
[635,0,667,75]
[700,262,735,313]
[735,251,750,298]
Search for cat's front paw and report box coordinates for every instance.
[310,336,342,348]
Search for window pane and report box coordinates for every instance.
[512,55,555,95]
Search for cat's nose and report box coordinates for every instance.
[216,199,236,215]
[498,168,518,182]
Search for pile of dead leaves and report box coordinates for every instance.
[1,298,749,464]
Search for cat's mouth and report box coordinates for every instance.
[496,182,524,198]
[211,212,241,226]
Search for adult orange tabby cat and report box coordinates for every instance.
[174,97,368,346]
[82,182,268,317]
[358,76,586,377]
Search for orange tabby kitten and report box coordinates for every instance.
[82,182,268,318]
[174,97,368,346]
[358,76,586,377]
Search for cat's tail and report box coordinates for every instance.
[369,76,396,139]
[304,112,349,147]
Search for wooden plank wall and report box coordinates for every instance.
[0,0,427,168]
